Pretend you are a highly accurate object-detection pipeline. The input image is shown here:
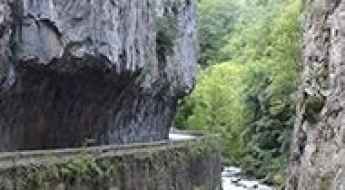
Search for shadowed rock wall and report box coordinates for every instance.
[287,0,345,189]
[0,0,198,151]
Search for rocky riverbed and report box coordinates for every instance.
[222,167,273,190]
[169,133,273,190]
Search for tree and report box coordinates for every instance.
[176,0,302,185]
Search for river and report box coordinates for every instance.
[222,167,273,190]
[169,133,274,190]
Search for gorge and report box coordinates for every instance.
[5,0,345,189]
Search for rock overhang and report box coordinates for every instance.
[0,0,198,151]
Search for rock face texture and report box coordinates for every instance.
[287,1,345,189]
[0,0,198,151]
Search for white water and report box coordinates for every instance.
[169,133,273,190]
[222,167,273,190]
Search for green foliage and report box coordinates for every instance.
[197,0,241,66]
[176,63,249,162]
[237,0,302,182]
[176,0,302,186]
[17,152,119,189]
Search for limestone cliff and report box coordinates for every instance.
[287,0,345,189]
[0,0,198,151]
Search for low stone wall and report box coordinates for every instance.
[0,135,222,190]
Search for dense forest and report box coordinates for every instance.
[175,0,302,186]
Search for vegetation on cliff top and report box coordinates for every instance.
[175,0,302,186]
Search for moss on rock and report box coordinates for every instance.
[0,135,222,190]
